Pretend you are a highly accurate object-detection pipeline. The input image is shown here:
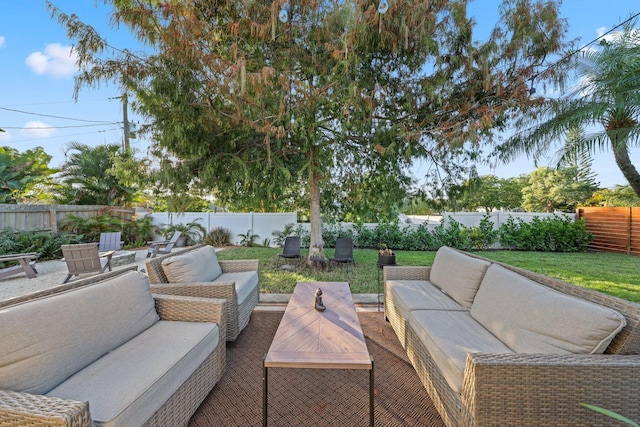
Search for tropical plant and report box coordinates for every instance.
[58,213,125,243]
[121,215,159,248]
[162,218,206,245]
[0,227,78,261]
[203,227,233,247]
[238,230,259,247]
[580,403,639,427]
[0,146,56,203]
[55,142,138,206]
[498,18,640,197]
[271,223,298,247]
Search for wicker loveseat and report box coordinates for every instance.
[146,244,260,341]
[0,267,226,427]
[384,246,640,427]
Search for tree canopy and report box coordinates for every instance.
[48,0,572,252]
[497,18,640,197]
[0,146,55,203]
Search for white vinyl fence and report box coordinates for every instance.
[149,212,298,246]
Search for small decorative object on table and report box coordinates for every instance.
[314,288,326,311]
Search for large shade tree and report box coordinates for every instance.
[49,0,571,259]
[497,19,640,196]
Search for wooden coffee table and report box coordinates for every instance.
[263,281,374,426]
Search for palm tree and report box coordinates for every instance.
[497,19,640,196]
[57,142,136,206]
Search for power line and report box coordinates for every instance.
[527,11,640,91]
[0,106,115,124]
[2,123,121,130]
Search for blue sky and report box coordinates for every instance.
[1,1,638,188]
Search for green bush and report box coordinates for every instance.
[58,214,125,243]
[498,215,592,252]
[0,228,78,262]
[203,227,233,247]
[122,215,159,248]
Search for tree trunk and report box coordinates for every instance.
[307,145,326,267]
[609,129,640,198]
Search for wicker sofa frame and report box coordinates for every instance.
[0,267,227,427]
[383,250,640,427]
[145,244,260,341]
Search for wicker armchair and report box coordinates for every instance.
[0,267,226,427]
[383,253,640,427]
[146,245,260,341]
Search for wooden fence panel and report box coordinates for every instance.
[0,204,134,233]
[576,207,640,255]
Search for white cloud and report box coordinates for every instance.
[596,26,622,43]
[0,129,11,141]
[0,36,6,48]
[25,43,78,78]
[20,121,55,138]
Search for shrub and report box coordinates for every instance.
[0,227,78,261]
[203,227,232,247]
[58,214,125,243]
[498,215,592,252]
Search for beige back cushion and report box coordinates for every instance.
[0,271,158,395]
[470,264,626,354]
[161,245,222,283]
[429,246,491,309]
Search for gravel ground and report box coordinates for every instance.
[0,249,150,302]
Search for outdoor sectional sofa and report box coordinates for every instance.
[384,246,640,427]
[146,244,260,341]
[0,266,226,427]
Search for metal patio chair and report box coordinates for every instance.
[329,237,355,271]
[276,236,302,267]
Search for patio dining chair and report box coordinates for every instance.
[61,243,114,284]
[98,231,123,252]
[329,237,355,271]
[147,231,182,258]
[277,236,301,267]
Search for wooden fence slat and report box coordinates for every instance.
[577,206,638,256]
[0,204,134,232]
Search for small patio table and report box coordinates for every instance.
[263,281,374,426]
[0,252,39,280]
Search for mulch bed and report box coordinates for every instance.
[189,310,444,426]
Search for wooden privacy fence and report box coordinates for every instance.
[576,207,640,256]
[0,204,135,233]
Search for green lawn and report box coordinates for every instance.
[216,247,640,302]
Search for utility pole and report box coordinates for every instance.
[122,92,130,152]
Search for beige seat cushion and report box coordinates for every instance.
[215,271,259,305]
[387,280,467,319]
[429,246,491,309]
[47,320,219,427]
[162,245,223,283]
[409,309,514,393]
[470,264,627,354]
[0,271,158,395]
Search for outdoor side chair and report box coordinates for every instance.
[277,236,301,267]
[98,231,123,252]
[147,231,182,258]
[329,237,355,271]
[61,243,114,284]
